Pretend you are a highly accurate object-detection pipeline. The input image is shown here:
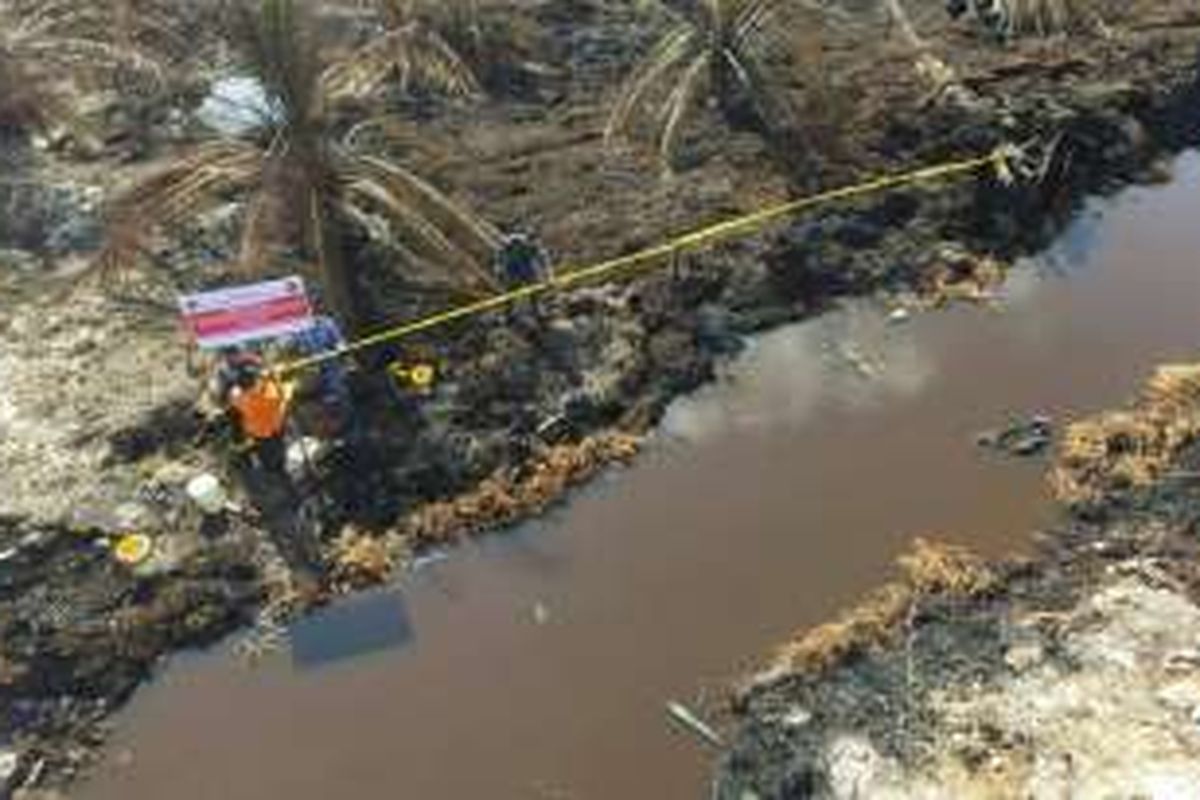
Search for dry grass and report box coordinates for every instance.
[329,526,399,589]
[1052,363,1200,506]
[773,537,995,673]
[402,432,641,544]
[915,246,1007,307]
[898,536,997,595]
[775,582,914,673]
[305,433,641,594]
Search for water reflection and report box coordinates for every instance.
[662,301,940,442]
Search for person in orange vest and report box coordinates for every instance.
[228,361,295,476]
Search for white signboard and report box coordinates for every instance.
[179,276,314,349]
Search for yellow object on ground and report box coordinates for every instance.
[113,533,153,566]
[409,364,436,388]
[389,362,437,390]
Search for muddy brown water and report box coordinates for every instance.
[77,153,1200,800]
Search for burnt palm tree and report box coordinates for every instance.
[100,0,500,330]
[605,0,831,168]
[323,0,483,102]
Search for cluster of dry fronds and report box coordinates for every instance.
[8,0,1153,331]
[0,0,186,134]
[1052,364,1200,507]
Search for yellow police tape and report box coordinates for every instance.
[278,146,1013,376]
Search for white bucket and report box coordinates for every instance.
[186,473,227,515]
[287,437,325,479]
[0,748,18,786]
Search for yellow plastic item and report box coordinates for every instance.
[114,533,153,566]
[389,362,437,390]
[409,364,436,389]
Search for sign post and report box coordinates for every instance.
[179,276,314,349]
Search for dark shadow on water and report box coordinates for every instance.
[288,588,414,671]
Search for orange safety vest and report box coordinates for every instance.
[231,377,289,440]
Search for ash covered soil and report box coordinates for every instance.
[2,0,1200,794]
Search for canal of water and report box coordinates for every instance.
[78,153,1200,800]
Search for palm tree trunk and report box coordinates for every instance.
[295,133,362,333]
[711,53,757,132]
[710,46,817,189]
[311,192,363,333]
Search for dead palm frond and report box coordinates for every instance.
[99,0,500,328]
[606,0,831,167]
[5,0,194,91]
[0,0,184,134]
[14,0,190,62]
[323,0,482,102]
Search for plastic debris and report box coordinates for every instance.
[0,748,18,787]
[186,473,227,515]
[666,701,723,747]
[782,706,813,728]
[286,437,326,479]
[410,550,450,572]
[532,602,550,626]
[887,307,912,324]
[976,414,1054,457]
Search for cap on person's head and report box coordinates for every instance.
[234,362,261,389]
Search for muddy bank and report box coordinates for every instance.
[3,0,1200,794]
[716,364,1200,799]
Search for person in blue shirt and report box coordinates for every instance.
[290,315,353,438]
[496,231,549,288]
[496,231,551,327]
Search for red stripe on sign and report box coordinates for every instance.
[189,296,311,331]
[185,296,312,340]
